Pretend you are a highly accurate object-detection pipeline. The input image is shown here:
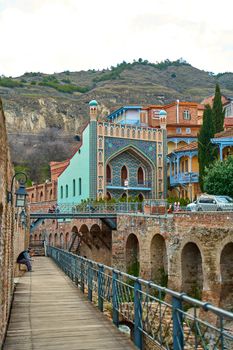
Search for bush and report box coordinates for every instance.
[0,77,23,88]
[167,196,190,206]
[38,80,90,94]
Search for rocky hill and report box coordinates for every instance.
[1,59,233,182]
[2,59,233,135]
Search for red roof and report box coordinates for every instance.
[215,128,233,138]
[170,142,198,154]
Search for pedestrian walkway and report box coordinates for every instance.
[4,257,136,350]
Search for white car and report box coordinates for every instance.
[187,201,197,211]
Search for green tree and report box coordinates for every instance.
[198,104,215,191]
[212,83,225,133]
[203,157,233,197]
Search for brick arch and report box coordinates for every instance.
[181,242,203,299]
[150,234,168,286]
[125,233,140,276]
[65,232,70,249]
[219,242,233,310]
[54,233,58,247]
[60,232,64,249]
[48,233,52,245]
[79,224,91,259]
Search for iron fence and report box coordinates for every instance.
[47,246,233,350]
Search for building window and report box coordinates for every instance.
[176,127,182,134]
[183,110,191,120]
[79,178,82,195]
[65,185,68,198]
[60,186,63,199]
[106,164,112,183]
[137,167,144,185]
[186,128,191,134]
[73,179,76,196]
[121,166,128,186]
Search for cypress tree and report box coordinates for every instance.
[212,83,225,133]
[198,104,215,191]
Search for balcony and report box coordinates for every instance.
[106,180,152,191]
[170,172,199,186]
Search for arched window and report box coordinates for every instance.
[40,191,43,200]
[138,193,144,202]
[50,189,53,199]
[60,186,63,199]
[137,167,144,185]
[106,192,112,201]
[106,164,112,183]
[79,178,82,195]
[121,166,128,186]
[65,185,68,198]
[73,179,76,196]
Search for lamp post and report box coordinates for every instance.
[124,179,129,212]
[7,172,28,208]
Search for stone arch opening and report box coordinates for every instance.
[90,224,102,252]
[50,189,52,199]
[34,234,37,241]
[39,233,42,241]
[126,234,139,276]
[79,224,91,258]
[54,233,58,247]
[49,233,52,245]
[181,242,203,299]
[60,233,64,248]
[40,191,43,201]
[150,234,168,286]
[220,242,233,310]
[65,232,69,249]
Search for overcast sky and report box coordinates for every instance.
[1,0,233,77]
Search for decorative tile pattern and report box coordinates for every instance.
[104,137,157,164]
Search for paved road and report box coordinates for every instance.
[4,257,136,350]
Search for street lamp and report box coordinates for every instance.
[7,172,28,208]
[124,179,129,212]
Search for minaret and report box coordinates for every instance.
[89,99,98,121]
[88,100,98,201]
[159,109,167,129]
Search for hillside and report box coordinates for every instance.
[2,59,233,135]
[1,59,233,182]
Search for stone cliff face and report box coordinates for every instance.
[2,93,86,134]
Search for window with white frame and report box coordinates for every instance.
[176,127,182,134]
[183,110,191,120]
[186,128,191,134]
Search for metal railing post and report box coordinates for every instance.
[134,279,142,349]
[112,270,119,327]
[172,296,184,350]
[98,265,104,312]
[88,261,93,302]
[80,260,85,293]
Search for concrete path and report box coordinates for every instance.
[4,257,136,350]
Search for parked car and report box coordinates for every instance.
[195,195,233,211]
[186,200,197,211]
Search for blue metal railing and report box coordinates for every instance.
[47,246,233,350]
[170,172,199,186]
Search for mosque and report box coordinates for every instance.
[57,100,168,205]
